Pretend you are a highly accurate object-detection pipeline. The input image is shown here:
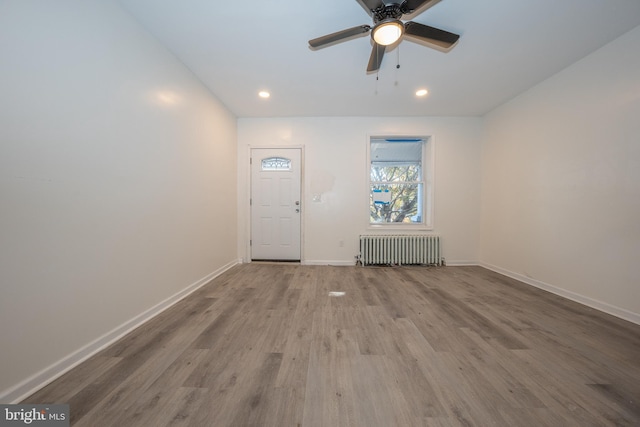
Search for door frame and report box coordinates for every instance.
[246,145,305,263]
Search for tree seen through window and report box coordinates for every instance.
[370,139,424,224]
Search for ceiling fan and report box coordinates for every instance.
[309,0,460,72]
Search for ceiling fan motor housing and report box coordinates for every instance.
[372,3,404,23]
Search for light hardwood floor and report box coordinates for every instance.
[24,264,640,426]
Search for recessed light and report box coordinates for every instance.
[258,91,270,99]
[415,89,429,97]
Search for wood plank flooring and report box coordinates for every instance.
[24,264,640,426]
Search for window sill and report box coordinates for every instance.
[367,223,434,232]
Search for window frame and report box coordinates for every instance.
[366,135,434,230]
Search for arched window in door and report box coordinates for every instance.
[261,157,291,171]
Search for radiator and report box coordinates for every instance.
[359,235,442,266]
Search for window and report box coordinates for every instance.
[369,137,432,227]
[261,157,291,171]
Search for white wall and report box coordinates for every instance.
[480,25,640,321]
[0,0,237,401]
[238,117,483,265]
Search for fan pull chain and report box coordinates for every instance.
[394,46,401,86]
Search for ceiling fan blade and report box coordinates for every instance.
[404,21,460,50]
[403,0,442,15]
[367,42,386,72]
[355,0,385,16]
[309,25,371,48]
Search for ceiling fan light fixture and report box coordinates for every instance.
[372,19,404,46]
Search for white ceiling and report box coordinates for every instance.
[118,0,640,118]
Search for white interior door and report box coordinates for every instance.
[251,148,301,261]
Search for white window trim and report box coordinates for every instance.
[366,135,434,231]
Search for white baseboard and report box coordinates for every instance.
[302,260,356,266]
[443,260,478,266]
[480,262,640,326]
[0,259,240,404]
